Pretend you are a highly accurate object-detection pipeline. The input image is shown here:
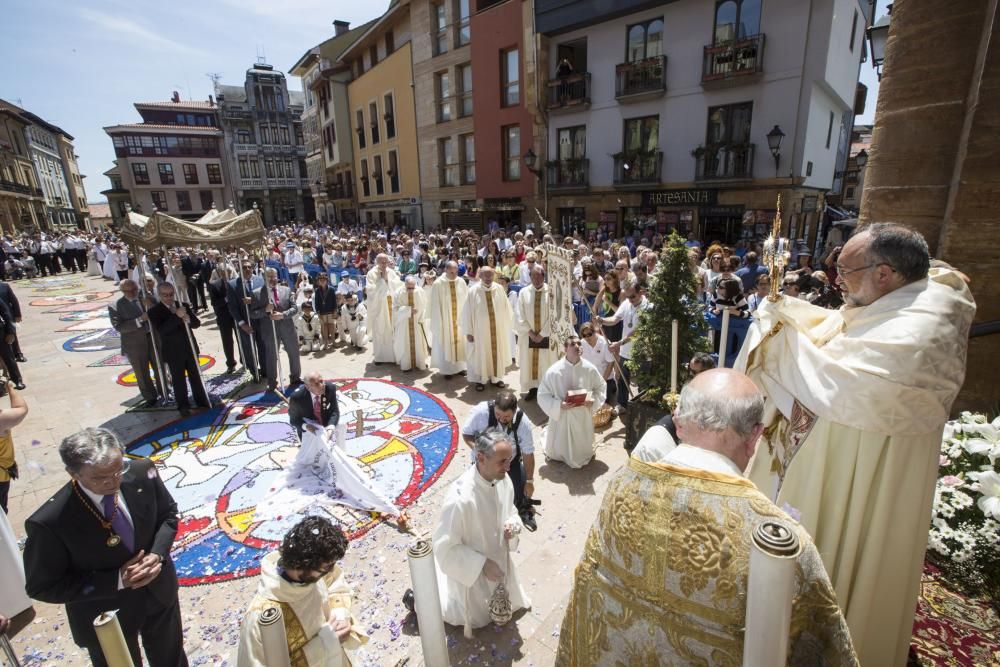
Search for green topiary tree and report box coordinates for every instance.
[627,231,710,407]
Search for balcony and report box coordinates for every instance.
[615,56,667,102]
[547,73,591,112]
[240,178,263,189]
[694,143,755,182]
[613,151,662,188]
[0,180,35,196]
[234,143,258,154]
[702,34,765,87]
[546,158,589,192]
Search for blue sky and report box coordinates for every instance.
[2,0,886,204]
[0,0,389,201]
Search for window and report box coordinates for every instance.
[373,155,384,195]
[369,44,379,67]
[279,125,291,145]
[207,164,222,184]
[437,72,452,122]
[386,30,395,55]
[325,126,335,160]
[250,159,260,178]
[131,163,149,185]
[200,190,213,210]
[285,159,295,179]
[714,0,761,43]
[458,64,473,117]
[502,48,520,106]
[345,170,353,198]
[237,128,253,145]
[370,102,380,144]
[456,0,471,46]
[388,150,400,192]
[440,138,456,186]
[176,191,192,211]
[356,110,366,148]
[158,163,174,185]
[557,126,586,161]
[624,116,659,154]
[182,164,198,185]
[151,191,167,210]
[845,186,856,199]
[295,125,304,145]
[502,125,520,181]
[360,159,370,197]
[826,110,835,149]
[239,159,250,178]
[264,159,275,178]
[460,134,475,184]
[384,94,396,138]
[434,3,448,56]
[849,9,859,51]
[626,18,663,62]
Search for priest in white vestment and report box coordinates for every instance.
[538,335,607,468]
[459,266,513,391]
[434,429,530,637]
[515,265,557,399]
[393,277,430,371]
[237,517,367,667]
[365,254,402,364]
[737,224,975,667]
[428,261,469,378]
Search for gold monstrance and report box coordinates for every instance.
[763,195,789,301]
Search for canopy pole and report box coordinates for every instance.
[259,238,285,396]
[226,253,262,383]
[165,252,212,407]
[132,246,168,404]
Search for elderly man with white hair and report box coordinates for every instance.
[392,276,430,371]
[557,369,857,665]
[366,253,402,364]
[428,260,469,378]
[459,265,514,392]
[249,267,302,391]
[433,428,530,638]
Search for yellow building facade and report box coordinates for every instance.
[344,6,422,229]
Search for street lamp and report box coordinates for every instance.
[766,125,785,177]
[867,5,892,80]
[855,149,868,168]
[522,149,541,179]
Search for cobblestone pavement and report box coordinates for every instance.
[5,273,628,666]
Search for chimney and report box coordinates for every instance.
[333,20,350,36]
[208,94,215,106]
[171,91,180,103]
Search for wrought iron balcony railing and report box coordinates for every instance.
[613,151,662,186]
[546,158,589,191]
[547,73,591,111]
[695,143,755,181]
[615,56,667,100]
[702,34,765,86]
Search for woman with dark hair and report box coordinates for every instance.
[596,271,623,342]
[237,516,366,665]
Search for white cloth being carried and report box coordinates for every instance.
[256,428,399,522]
[538,357,607,468]
[434,465,530,636]
[0,508,32,619]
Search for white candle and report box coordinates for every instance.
[719,309,731,367]
[670,319,679,393]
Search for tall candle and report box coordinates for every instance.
[719,309,731,367]
[670,319,679,393]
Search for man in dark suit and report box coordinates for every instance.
[287,371,340,439]
[180,249,206,312]
[0,298,24,390]
[108,280,161,406]
[0,280,24,362]
[22,428,188,667]
[249,267,301,391]
[227,260,264,383]
[207,263,238,374]
[148,282,210,417]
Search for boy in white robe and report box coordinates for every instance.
[538,335,607,468]
[434,429,530,637]
[295,302,323,353]
[340,294,367,349]
[237,517,367,667]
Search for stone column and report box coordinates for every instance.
[859,0,999,411]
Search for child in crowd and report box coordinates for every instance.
[295,301,322,353]
[340,293,368,348]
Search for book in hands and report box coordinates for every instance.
[565,389,589,407]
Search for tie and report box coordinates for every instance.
[102,494,135,552]
[272,287,280,306]
[313,395,323,421]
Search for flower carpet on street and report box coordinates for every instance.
[124,378,457,586]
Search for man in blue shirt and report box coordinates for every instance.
[735,251,768,293]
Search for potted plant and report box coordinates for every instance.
[623,231,710,450]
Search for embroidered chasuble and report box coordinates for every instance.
[392,285,429,371]
[515,284,557,390]
[556,458,857,666]
[429,277,469,375]
[736,268,975,667]
[459,282,513,384]
[237,552,368,667]
[365,266,401,363]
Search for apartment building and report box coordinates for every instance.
[216,64,310,226]
[104,95,232,220]
[536,0,870,247]
[58,134,90,229]
[342,3,422,228]
[0,103,46,233]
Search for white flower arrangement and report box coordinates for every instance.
[928,412,1000,600]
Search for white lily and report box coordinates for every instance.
[975,471,1000,520]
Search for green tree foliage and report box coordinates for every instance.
[627,231,710,405]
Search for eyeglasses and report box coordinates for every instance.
[85,459,131,484]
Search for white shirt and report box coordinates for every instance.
[462,401,535,456]
[336,278,361,296]
[662,443,744,478]
[284,249,304,272]
[581,335,614,376]
[607,296,650,359]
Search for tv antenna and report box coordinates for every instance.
[206,72,222,93]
